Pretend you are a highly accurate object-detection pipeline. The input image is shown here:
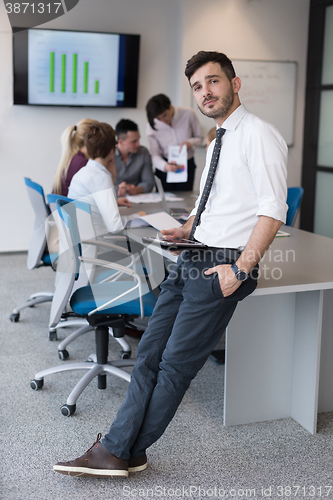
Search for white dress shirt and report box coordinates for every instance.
[68,159,124,237]
[191,105,288,249]
[146,106,203,172]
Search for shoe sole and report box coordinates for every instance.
[128,462,148,473]
[53,465,128,478]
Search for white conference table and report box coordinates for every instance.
[225,226,333,434]
[122,194,333,434]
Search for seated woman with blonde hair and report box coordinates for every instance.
[53,118,98,196]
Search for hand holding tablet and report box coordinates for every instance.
[142,237,207,250]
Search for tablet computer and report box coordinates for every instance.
[142,237,208,250]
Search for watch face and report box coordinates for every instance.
[237,271,248,281]
[232,263,247,281]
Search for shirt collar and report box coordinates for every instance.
[172,106,178,122]
[218,104,248,132]
[87,158,110,174]
[116,145,134,161]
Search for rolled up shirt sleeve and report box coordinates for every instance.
[247,120,288,224]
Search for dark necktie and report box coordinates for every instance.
[189,127,226,240]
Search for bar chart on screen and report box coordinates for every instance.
[28,29,120,106]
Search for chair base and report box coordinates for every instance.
[31,324,135,415]
[31,359,135,415]
[54,323,132,359]
[10,292,54,322]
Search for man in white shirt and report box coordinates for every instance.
[54,51,288,478]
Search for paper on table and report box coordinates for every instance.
[125,211,181,230]
[136,212,182,231]
[126,192,184,204]
[166,145,188,183]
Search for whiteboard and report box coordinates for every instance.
[191,60,297,146]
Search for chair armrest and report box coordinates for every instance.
[79,255,144,318]
[81,238,131,256]
[102,235,128,242]
[79,255,138,277]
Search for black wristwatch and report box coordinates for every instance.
[231,263,248,281]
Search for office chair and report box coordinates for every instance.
[286,187,304,226]
[9,178,57,324]
[46,193,139,359]
[31,199,157,416]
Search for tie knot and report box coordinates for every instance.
[216,127,226,142]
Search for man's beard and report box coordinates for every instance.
[198,85,234,120]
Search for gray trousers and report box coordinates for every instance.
[103,248,258,459]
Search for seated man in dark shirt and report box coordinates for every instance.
[115,119,154,196]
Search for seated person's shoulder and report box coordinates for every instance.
[137,145,151,156]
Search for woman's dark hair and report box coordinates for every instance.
[146,94,171,130]
[86,122,116,160]
[185,51,236,83]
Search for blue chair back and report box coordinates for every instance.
[286,187,304,226]
[48,199,82,329]
[47,194,92,217]
[24,177,51,270]
[56,199,83,280]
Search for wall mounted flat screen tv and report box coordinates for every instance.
[13,28,140,107]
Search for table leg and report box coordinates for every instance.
[224,290,324,434]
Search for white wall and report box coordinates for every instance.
[0,0,310,252]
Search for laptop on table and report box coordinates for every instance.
[154,175,192,221]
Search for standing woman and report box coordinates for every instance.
[52,118,99,196]
[146,94,203,191]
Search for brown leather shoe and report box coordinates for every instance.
[128,453,148,472]
[53,434,128,478]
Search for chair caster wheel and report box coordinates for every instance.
[30,379,44,390]
[58,349,69,360]
[119,350,131,360]
[10,313,20,323]
[49,330,57,341]
[61,404,76,416]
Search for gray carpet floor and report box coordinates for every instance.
[1,252,333,500]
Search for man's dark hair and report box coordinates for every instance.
[185,51,236,84]
[146,94,171,130]
[115,119,138,140]
[85,122,116,159]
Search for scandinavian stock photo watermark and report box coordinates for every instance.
[164,247,296,283]
[121,483,333,499]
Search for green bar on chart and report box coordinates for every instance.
[72,53,78,93]
[84,62,89,93]
[94,80,99,94]
[49,52,55,93]
[61,54,66,93]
